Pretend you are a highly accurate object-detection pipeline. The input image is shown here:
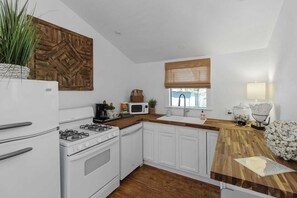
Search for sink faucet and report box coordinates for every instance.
[178,94,189,117]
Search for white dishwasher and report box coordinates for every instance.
[120,123,143,180]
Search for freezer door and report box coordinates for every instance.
[0,80,58,140]
[0,130,60,198]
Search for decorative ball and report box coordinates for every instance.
[265,121,297,161]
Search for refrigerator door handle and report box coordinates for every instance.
[0,122,32,130]
[0,147,33,161]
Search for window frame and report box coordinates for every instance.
[168,88,210,109]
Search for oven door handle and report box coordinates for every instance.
[69,137,118,161]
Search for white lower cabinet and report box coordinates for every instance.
[177,127,204,175]
[220,183,274,198]
[143,123,155,162]
[178,134,199,173]
[158,125,176,167]
[206,131,219,176]
[143,122,216,180]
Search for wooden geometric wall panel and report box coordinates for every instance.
[28,17,93,90]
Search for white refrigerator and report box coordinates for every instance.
[0,79,60,198]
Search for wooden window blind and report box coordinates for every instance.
[165,58,211,88]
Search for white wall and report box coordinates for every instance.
[23,0,135,111]
[21,0,293,122]
[131,49,272,120]
[125,0,294,122]
[268,0,297,121]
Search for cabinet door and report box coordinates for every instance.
[143,123,155,162]
[133,127,143,167]
[158,125,176,168]
[206,131,219,176]
[177,127,199,174]
[221,188,261,198]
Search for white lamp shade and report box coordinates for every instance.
[247,82,266,100]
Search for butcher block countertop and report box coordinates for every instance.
[211,128,297,198]
[105,114,242,130]
[105,114,297,197]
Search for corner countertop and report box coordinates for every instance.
[105,114,297,198]
[211,128,297,198]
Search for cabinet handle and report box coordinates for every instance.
[0,147,33,161]
[0,122,32,130]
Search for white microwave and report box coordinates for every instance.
[128,102,149,114]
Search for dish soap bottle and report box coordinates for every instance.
[200,110,206,120]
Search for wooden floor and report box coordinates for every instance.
[108,165,220,198]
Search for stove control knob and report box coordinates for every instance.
[97,138,102,143]
[77,145,82,151]
[85,142,90,147]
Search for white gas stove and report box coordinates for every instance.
[59,106,120,198]
[59,123,119,156]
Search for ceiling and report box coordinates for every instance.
[61,0,284,63]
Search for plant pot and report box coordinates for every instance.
[0,63,30,79]
[106,110,114,119]
[149,107,156,114]
[106,110,119,119]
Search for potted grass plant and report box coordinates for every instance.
[148,98,157,114]
[0,0,39,79]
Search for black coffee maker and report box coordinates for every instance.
[94,103,109,122]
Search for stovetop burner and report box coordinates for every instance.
[80,124,113,132]
[59,129,89,142]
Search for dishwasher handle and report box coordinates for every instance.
[0,147,33,161]
[121,127,142,137]
[0,122,32,130]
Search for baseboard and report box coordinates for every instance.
[144,161,220,187]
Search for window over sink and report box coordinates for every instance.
[164,58,211,109]
[169,88,207,108]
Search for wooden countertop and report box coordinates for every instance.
[105,114,297,197]
[211,128,297,198]
[104,114,164,129]
[105,114,240,131]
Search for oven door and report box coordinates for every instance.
[64,137,119,198]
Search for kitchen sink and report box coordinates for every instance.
[157,115,206,125]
